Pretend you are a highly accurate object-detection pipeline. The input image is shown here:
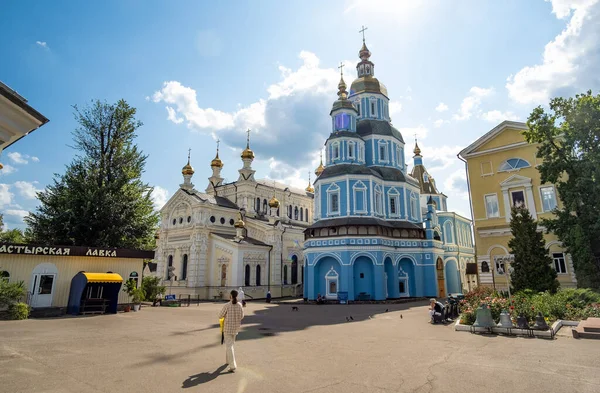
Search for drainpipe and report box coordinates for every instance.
[280,225,288,295]
[457,153,482,288]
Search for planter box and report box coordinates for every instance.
[454,319,579,339]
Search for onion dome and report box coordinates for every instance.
[414,141,422,156]
[268,195,280,208]
[210,153,223,168]
[182,151,195,175]
[241,129,255,160]
[305,173,314,193]
[234,217,245,228]
[315,151,325,177]
[0,163,3,170]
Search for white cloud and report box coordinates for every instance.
[0,184,13,207]
[453,86,494,121]
[31,156,40,163]
[13,181,40,200]
[443,169,469,201]
[151,186,169,210]
[165,106,183,124]
[506,0,600,104]
[3,209,29,220]
[0,164,17,175]
[421,145,463,172]
[397,125,429,141]
[435,102,449,112]
[481,110,520,123]
[36,41,49,50]
[7,152,29,165]
[433,119,449,128]
[389,101,403,118]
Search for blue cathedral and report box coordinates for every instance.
[303,37,475,301]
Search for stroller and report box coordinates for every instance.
[430,301,449,324]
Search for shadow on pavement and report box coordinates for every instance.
[182,364,229,388]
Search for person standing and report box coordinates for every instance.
[218,290,244,372]
[266,290,272,303]
[238,287,246,307]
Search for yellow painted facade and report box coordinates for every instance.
[459,121,577,290]
[0,254,145,308]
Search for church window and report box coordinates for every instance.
[348,142,355,159]
[288,205,292,219]
[358,144,364,161]
[300,208,304,221]
[263,199,268,214]
[396,146,402,167]
[423,173,429,182]
[330,194,339,214]
[388,188,399,217]
[229,219,234,226]
[220,217,225,224]
[305,210,309,222]
[370,101,376,117]
[335,113,350,130]
[356,102,361,116]
[410,194,418,219]
[245,265,250,286]
[540,186,557,212]
[498,158,531,172]
[210,216,216,223]
[333,143,340,160]
[374,186,383,215]
[378,141,388,162]
[256,265,261,286]
[283,265,288,284]
[187,216,192,223]
[481,262,490,273]
[353,181,367,214]
[181,255,188,281]
[294,206,299,220]
[444,221,454,244]
[166,255,173,280]
[179,217,183,224]
[553,253,567,274]
[327,183,341,216]
[172,219,176,226]
[390,197,397,215]
[256,198,261,213]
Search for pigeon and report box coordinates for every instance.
[385,309,389,312]
[346,317,350,322]
[400,314,403,319]
[350,316,354,321]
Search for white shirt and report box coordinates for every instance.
[238,291,245,302]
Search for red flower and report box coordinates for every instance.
[531,306,535,310]
[510,306,515,310]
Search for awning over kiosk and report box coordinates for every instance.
[83,272,123,283]
[67,272,123,315]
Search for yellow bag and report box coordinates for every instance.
[219,318,224,333]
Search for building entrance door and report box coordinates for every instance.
[436,258,445,299]
[30,273,56,308]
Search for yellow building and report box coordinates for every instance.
[458,121,577,291]
[0,244,153,310]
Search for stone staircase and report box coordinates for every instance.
[572,317,600,339]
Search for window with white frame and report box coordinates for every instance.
[540,186,557,212]
[378,141,388,162]
[443,221,454,244]
[484,194,500,218]
[388,188,399,216]
[410,193,418,219]
[327,184,340,215]
[396,146,401,167]
[370,100,376,118]
[348,141,355,159]
[552,253,567,274]
[498,158,531,172]
[353,181,367,213]
[356,102,361,116]
[374,185,383,215]
[358,144,364,161]
[332,143,340,160]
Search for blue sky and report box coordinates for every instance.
[1,0,598,229]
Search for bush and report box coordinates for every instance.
[141,276,166,305]
[8,302,29,320]
[0,279,26,308]
[131,287,145,304]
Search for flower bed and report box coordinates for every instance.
[459,287,600,326]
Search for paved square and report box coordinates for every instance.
[1,300,599,393]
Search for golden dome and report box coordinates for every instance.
[315,152,325,177]
[182,162,194,176]
[241,146,254,160]
[234,218,245,228]
[414,141,422,156]
[306,184,314,193]
[210,153,223,168]
[0,163,3,170]
[268,195,280,208]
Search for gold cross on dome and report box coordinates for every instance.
[187,148,191,161]
[359,25,368,41]
[216,138,220,153]
[338,62,345,76]
[246,129,251,145]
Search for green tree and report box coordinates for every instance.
[25,99,158,250]
[0,214,28,244]
[141,275,166,306]
[508,206,559,293]
[524,91,600,289]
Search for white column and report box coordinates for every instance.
[346,177,350,215]
[525,186,537,219]
[502,190,511,222]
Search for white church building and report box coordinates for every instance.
[155,137,314,299]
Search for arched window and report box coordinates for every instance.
[256,198,261,213]
[129,272,139,288]
[294,206,299,220]
[0,271,9,282]
[245,264,251,286]
[291,256,298,284]
[481,261,490,273]
[444,221,454,244]
[263,199,268,214]
[300,207,303,221]
[288,205,292,218]
[181,254,188,281]
[498,158,531,172]
[166,255,173,280]
[283,265,288,284]
[305,209,309,222]
[256,265,261,287]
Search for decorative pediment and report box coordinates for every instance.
[499,174,532,189]
[325,266,339,278]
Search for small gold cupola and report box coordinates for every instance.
[269,195,280,208]
[305,172,314,193]
[211,139,224,168]
[182,149,195,175]
[315,150,325,177]
[241,129,255,160]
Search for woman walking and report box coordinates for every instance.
[218,290,244,372]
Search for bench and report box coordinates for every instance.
[80,298,108,315]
